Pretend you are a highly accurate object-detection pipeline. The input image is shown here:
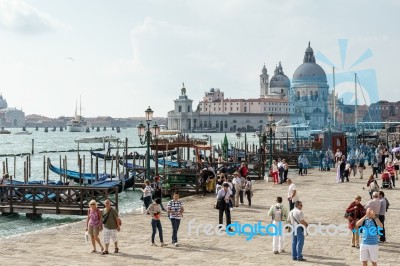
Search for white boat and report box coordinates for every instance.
[67,99,87,132]
[275,122,311,139]
[159,125,180,135]
[74,136,119,144]
[14,131,32,135]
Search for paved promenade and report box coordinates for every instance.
[0,168,399,265]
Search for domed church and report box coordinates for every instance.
[0,94,26,127]
[289,42,330,129]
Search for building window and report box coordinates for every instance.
[188,106,191,112]
[237,107,239,111]
[178,106,182,112]
[244,107,247,112]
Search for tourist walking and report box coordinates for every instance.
[378,191,387,243]
[282,159,289,183]
[302,155,309,175]
[152,176,166,211]
[216,183,232,228]
[147,198,167,247]
[142,180,153,210]
[200,168,209,197]
[167,192,184,247]
[244,176,253,206]
[278,158,285,184]
[267,196,288,254]
[345,195,365,247]
[356,208,383,266]
[298,155,304,176]
[232,171,242,207]
[289,201,308,261]
[287,179,298,211]
[86,200,104,253]
[367,175,379,199]
[101,199,120,255]
[271,160,279,184]
[365,192,381,217]
[385,161,396,188]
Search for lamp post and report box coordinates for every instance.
[385,120,389,149]
[137,106,160,180]
[327,115,332,150]
[258,130,266,179]
[266,113,276,168]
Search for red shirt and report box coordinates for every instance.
[386,165,395,176]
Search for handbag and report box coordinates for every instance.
[140,194,144,201]
[215,191,227,210]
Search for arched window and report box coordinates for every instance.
[296,91,300,101]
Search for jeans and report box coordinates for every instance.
[239,190,244,204]
[283,170,288,183]
[245,190,251,206]
[378,215,386,242]
[292,227,305,260]
[151,219,163,243]
[170,218,181,244]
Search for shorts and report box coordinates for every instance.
[103,228,118,244]
[395,165,399,171]
[88,225,100,237]
[360,244,378,262]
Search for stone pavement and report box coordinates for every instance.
[0,168,398,266]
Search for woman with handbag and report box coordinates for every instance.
[147,198,167,247]
[345,195,365,248]
[86,200,104,253]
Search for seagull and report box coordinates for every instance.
[66,57,74,61]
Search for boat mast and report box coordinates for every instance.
[80,95,82,117]
[354,73,358,140]
[333,67,336,127]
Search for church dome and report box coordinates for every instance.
[270,62,290,88]
[0,95,8,109]
[292,42,327,83]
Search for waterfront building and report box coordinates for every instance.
[0,94,25,127]
[167,84,196,132]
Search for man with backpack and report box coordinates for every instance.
[378,191,388,243]
[267,196,288,254]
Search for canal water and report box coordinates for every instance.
[0,128,257,237]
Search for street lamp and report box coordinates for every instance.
[385,120,389,148]
[266,113,276,168]
[327,115,332,150]
[137,106,160,180]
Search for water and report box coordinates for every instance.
[0,128,257,237]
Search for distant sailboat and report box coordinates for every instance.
[67,98,87,132]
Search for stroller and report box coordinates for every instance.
[381,171,392,189]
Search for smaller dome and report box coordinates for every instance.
[270,62,290,88]
[305,41,313,53]
[0,95,8,109]
[210,88,215,92]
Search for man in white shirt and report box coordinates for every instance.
[287,179,298,211]
[267,196,288,254]
[289,201,308,261]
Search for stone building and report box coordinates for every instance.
[0,94,25,127]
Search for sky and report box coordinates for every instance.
[0,0,399,118]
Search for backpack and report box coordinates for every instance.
[385,198,390,212]
[370,180,379,192]
[273,205,283,221]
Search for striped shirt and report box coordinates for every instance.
[167,200,183,219]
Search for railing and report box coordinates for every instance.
[164,173,199,194]
[0,184,118,216]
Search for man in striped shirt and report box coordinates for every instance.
[167,192,184,247]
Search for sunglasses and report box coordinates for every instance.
[90,203,95,206]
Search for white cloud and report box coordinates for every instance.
[0,0,67,33]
